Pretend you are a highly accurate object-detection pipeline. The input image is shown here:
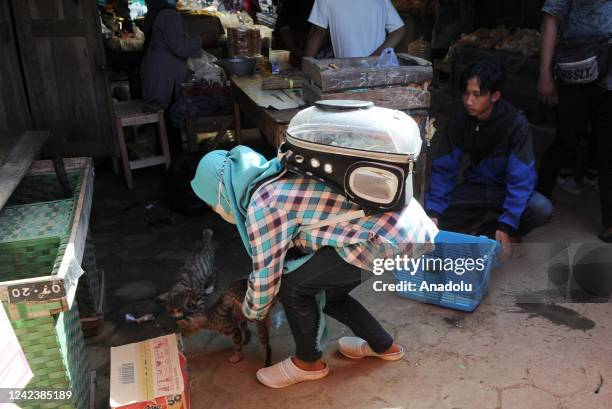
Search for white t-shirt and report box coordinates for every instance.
[308,0,405,58]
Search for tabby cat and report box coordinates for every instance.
[158,228,272,366]
[158,228,216,318]
[176,278,273,367]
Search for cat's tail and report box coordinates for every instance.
[240,320,252,345]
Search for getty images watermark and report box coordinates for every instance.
[370,254,490,293]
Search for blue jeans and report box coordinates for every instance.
[438,182,554,237]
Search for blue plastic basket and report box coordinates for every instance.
[393,230,501,312]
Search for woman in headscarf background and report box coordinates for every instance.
[191,146,438,388]
[141,0,202,154]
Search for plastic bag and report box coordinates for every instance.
[187,50,225,84]
[107,26,145,52]
[375,47,400,68]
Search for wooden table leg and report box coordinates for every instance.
[52,157,72,197]
[116,120,134,189]
[233,101,242,145]
[157,112,172,169]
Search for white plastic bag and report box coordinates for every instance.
[187,50,225,84]
[376,47,400,68]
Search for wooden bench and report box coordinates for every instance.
[0,131,71,210]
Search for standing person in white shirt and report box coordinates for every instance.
[304,0,406,58]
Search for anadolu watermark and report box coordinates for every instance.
[370,254,490,294]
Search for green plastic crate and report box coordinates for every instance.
[0,235,90,409]
[0,163,91,408]
[10,300,90,409]
[5,172,82,206]
[0,200,75,243]
[0,237,65,281]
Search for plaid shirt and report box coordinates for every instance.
[243,173,438,320]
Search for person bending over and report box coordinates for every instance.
[191,146,437,388]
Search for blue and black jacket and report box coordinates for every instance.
[425,99,536,234]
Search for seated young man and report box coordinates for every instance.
[425,60,553,253]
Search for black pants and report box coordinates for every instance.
[537,83,612,228]
[278,247,393,362]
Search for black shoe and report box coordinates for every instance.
[597,230,612,243]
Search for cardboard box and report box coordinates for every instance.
[110,334,189,409]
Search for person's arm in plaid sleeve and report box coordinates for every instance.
[243,205,298,320]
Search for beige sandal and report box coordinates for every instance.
[338,337,405,361]
[256,357,329,388]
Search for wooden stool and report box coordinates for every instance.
[113,100,171,188]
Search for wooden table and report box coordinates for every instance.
[230,75,303,148]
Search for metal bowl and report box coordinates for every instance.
[215,57,256,77]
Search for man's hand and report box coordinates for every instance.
[495,229,512,256]
[537,71,557,105]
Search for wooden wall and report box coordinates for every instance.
[9,0,115,157]
[0,1,32,136]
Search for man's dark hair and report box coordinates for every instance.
[461,60,506,94]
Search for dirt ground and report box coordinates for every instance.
[86,128,611,409]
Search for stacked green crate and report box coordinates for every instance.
[0,167,90,409]
[5,172,82,206]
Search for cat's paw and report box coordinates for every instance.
[228,352,243,364]
[176,319,194,336]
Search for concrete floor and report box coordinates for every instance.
[86,132,611,408]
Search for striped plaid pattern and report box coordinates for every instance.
[243,173,438,320]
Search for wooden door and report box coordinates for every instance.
[0,1,32,139]
[10,0,115,156]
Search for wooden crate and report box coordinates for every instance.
[302,81,431,110]
[302,53,433,92]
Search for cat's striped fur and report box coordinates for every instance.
[176,278,272,367]
[159,228,216,318]
[159,228,272,366]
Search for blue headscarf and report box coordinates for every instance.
[191,146,284,255]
